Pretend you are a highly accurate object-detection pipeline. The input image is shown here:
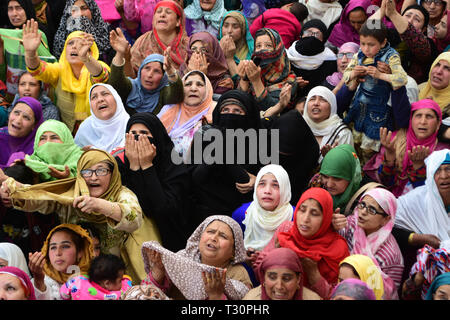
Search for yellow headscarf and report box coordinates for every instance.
[339,254,385,300]
[10,149,122,224]
[41,223,94,284]
[419,52,450,111]
[59,31,110,120]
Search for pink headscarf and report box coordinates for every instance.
[351,188,397,300]
[326,42,360,86]
[0,266,36,300]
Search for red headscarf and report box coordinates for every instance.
[277,188,349,286]
[0,266,36,300]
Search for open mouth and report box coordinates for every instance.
[70,52,79,57]
[206,243,217,250]
[98,104,108,111]
[10,123,21,131]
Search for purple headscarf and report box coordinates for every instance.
[326,42,360,86]
[0,96,43,169]
[0,266,36,300]
[331,278,376,300]
[327,0,372,48]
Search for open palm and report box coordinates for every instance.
[22,19,42,53]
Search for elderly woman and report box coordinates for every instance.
[109,28,183,115]
[327,0,371,49]
[24,119,83,182]
[253,188,350,299]
[238,28,297,111]
[158,70,216,159]
[218,11,254,81]
[420,0,448,38]
[1,149,143,261]
[303,86,353,163]
[129,0,188,76]
[332,188,404,299]
[364,99,449,197]
[0,266,36,300]
[23,20,110,134]
[330,278,376,300]
[184,0,227,37]
[74,84,130,153]
[180,32,233,96]
[141,215,252,300]
[26,223,94,300]
[0,97,43,170]
[243,247,321,300]
[53,0,113,63]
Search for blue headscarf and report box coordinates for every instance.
[218,10,254,65]
[184,0,227,31]
[126,54,169,113]
[425,273,450,300]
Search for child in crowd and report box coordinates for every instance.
[343,20,408,164]
[60,254,132,300]
[250,1,309,49]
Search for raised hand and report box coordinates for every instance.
[163,46,177,77]
[408,145,431,170]
[110,28,130,55]
[279,83,292,108]
[78,33,94,62]
[28,251,46,291]
[137,135,157,170]
[125,133,140,171]
[144,248,166,285]
[236,172,256,194]
[219,35,236,60]
[332,208,347,231]
[379,127,397,162]
[245,59,262,83]
[22,19,42,54]
[202,268,227,300]
[48,165,71,179]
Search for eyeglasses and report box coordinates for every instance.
[337,52,355,59]
[422,0,444,5]
[80,168,111,178]
[303,30,321,38]
[357,201,388,216]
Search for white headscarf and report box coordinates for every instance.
[0,243,31,277]
[302,0,343,28]
[242,164,294,251]
[395,149,450,243]
[74,84,130,153]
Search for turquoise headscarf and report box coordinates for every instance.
[184,0,227,31]
[425,273,450,300]
[218,10,254,64]
[126,54,169,113]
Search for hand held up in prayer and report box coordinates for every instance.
[408,146,431,170]
[384,0,397,18]
[125,133,140,171]
[22,19,42,54]
[296,76,309,88]
[236,172,256,194]
[28,251,46,292]
[78,33,95,63]
[219,35,236,60]
[163,47,178,79]
[202,268,227,300]
[245,60,262,84]
[320,140,339,158]
[245,247,261,266]
[379,127,397,163]
[332,208,347,231]
[144,248,166,285]
[110,28,130,55]
[114,0,124,13]
[137,134,156,170]
[300,257,322,286]
[279,83,292,109]
[48,165,71,179]
[188,52,209,74]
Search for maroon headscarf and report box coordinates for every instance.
[0,266,36,300]
[434,11,450,53]
[0,96,43,169]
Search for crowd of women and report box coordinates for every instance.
[0,0,449,302]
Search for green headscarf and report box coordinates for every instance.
[319,144,362,210]
[25,120,83,181]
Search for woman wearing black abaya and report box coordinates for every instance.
[113,112,194,252]
[188,90,264,225]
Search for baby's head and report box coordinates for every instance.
[359,20,388,59]
[88,254,126,291]
[287,2,309,25]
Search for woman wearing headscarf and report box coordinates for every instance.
[323,42,360,93]
[184,0,227,37]
[418,52,450,111]
[232,164,295,252]
[24,119,83,182]
[1,149,144,260]
[433,10,450,53]
[109,27,184,114]
[286,20,337,97]
[364,99,449,197]
[218,11,254,81]
[330,278,376,300]
[53,0,113,63]
[327,0,371,49]
[332,188,404,299]
[0,97,43,170]
[141,215,252,300]
[425,272,450,300]
[0,242,31,277]
[303,86,353,164]
[27,223,94,300]
[253,188,350,299]
[298,0,343,29]
[338,254,385,300]
[114,112,193,252]
[243,247,321,300]
[180,32,233,96]
[238,28,297,111]
[128,0,188,76]
[421,0,447,38]
[74,84,130,153]
[0,266,36,300]
[158,70,216,159]
[23,20,110,134]
[310,144,363,213]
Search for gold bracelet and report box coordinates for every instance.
[408,232,415,244]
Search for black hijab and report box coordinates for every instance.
[4,0,36,28]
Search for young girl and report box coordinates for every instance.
[60,254,132,300]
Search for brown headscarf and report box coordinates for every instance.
[41,223,94,284]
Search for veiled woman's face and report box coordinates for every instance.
[183,73,207,106]
[255,34,274,53]
[296,199,323,238]
[90,86,117,121]
[7,1,27,27]
[199,220,235,268]
[256,173,281,212]
[38,131,63,147]
[71,0,92,20]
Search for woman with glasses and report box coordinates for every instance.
[420,0,448,38]
[0,149,144,273]
[332,187,404,299]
